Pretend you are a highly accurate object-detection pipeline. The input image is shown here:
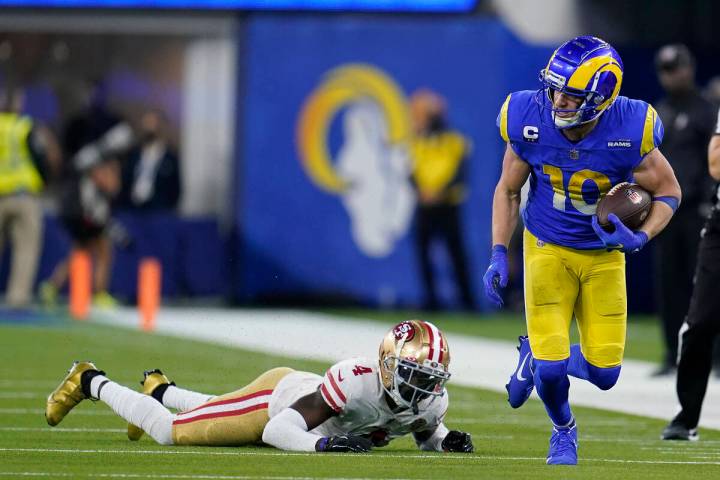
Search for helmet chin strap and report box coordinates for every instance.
[553,111,581,129]
[383,332,410,409]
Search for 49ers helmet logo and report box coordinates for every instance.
[393,321,415,341]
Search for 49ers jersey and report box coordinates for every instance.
[268,357,448,445]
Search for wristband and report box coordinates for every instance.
[653,196,680,213]
[491,244,508,254]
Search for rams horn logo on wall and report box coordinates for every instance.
[297,64,410,193]
[296,64,416,258]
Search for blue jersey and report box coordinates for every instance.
[497,90,663,250]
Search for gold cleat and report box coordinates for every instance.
[93,291,119,309]
[46,361,99,427]
[128,369,173,441]
[39,281,58,309]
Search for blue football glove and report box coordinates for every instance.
[591,213,648,254]
[483,245,509,307]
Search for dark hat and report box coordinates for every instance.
[655,44,695,72]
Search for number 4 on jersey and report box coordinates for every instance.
[352,365,373,376]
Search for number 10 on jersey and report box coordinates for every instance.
[542,165,612,215]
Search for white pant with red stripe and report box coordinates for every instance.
[95,367,294,446]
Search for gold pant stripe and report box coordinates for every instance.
[172,367,294,446]
[523,229,626,368]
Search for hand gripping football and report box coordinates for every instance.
[596,182,651,231]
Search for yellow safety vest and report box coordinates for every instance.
[0,112,43,195]
[410,130,468,205]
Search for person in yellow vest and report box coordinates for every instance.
[0,88,61,307]
[409,89,474,310]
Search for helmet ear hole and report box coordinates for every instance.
[383,356,395,371]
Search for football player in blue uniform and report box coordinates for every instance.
[483,36,682,465]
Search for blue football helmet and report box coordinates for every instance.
[536,36,624,129]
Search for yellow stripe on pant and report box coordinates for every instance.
[172,367,294,446]
[523,229,627,368]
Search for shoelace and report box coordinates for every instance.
[551,428,576,456]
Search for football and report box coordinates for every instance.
[596,182,652,231]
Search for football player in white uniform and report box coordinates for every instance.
[45,320,474,453]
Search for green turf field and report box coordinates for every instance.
[1,316,718,480]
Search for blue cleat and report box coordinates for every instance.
[506,335,534,408]
[546,422,578,465]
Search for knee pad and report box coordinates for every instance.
[531,334,571,362]
[534,359,569,385]
[587,364,621,391]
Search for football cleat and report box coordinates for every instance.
[46,361,100,427]
[93,291,119,309]
[506,335,535,408]
[128,369,173,441]
[661,421,699,441]
[546,422,578,465]
[39,281,58,309]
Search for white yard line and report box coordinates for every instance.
[0,408,115,416]
[0,427,125,433]
[0,381,57,388]
[0,393,41,399]
[92,307,720,430]
[2,448,720,466]
[0,473,408,480]
[0,474,412,480]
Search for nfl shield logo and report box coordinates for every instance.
[569,149,579,160]
[625,189,642,204]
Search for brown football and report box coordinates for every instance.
[596,182,652,231]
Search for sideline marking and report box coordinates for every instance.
[2,448,720,465]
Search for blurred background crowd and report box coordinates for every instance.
[1,0,720,373]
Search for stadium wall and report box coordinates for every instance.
[234,15,553,310]
[0,13,661,311]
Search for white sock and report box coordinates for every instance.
[91,375,174,445]
[162,385,214,412]
[553,417,576,430]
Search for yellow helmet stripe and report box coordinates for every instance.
[641,104,659,157]
[566,54,622,91]
[499,94,511,143]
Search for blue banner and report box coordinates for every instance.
[236,16,552,309]
[0,0,475,11]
